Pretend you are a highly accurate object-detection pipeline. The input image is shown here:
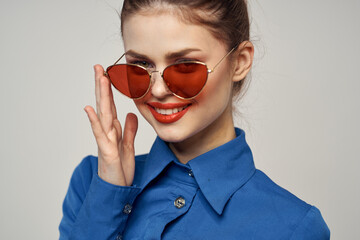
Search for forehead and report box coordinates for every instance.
[122,12,222,56]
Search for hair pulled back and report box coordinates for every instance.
[120,0,250,98]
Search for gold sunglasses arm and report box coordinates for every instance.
[208,47,236,73]
[112,53,126,65]
[104,53,126,76]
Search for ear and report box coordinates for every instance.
[232,41,254,82]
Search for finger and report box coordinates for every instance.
[122,113,138,149]
[96,64,117,120]
[99,75,114,133]
[113,119,122,142]
[94,65,104,114]
[121,113,138,183]
[109,85,118,120]
[84,106,109,149]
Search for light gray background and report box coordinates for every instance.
[0,0,359,239]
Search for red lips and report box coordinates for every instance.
[147,102,191,124]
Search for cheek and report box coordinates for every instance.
[134,99,146,109]
[200,71,233,105]
[133,99,148,118]
[133,95,156,125]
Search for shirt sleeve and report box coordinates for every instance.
[59,156,141,240]
[290,206,330,240]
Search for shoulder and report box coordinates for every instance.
[229,169,330,239]
[68,155,98,194]
[289,206,330,239]
[76,155,98,174]
[249,170,311,212]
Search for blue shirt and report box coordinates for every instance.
[59,128,330,239]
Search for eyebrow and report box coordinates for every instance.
[125,48,202,60]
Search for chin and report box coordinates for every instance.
[152,125,191,143]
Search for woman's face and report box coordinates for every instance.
[122,11,236,144]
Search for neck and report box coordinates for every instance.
[168,103,236,164]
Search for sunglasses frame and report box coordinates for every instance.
[105,47,236,100]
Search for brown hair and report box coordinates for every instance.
[120,0,250,98]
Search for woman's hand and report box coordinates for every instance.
[84,65,138,186]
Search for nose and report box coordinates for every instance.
[149,70,172,99]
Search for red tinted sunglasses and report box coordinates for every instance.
[105,48,235,100]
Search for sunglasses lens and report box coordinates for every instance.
[106,64,150,99]
[163,63,208,99]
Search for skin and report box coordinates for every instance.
[84,10,254,186]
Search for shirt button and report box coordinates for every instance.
[188,169,194,177]
[116,234,123,240]
[123,203,132,215]
[174,197,185,209]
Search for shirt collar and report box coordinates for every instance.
[139,137,176,189]
[187,128,256,215]
[139,128,256,215]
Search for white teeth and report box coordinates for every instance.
[154,106,188,115]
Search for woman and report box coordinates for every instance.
[59,1,330,239]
